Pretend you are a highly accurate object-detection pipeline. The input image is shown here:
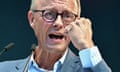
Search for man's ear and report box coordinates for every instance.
[28,11,35,28]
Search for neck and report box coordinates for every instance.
[34,46,64,70]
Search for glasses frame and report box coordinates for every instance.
[32,9,78,23]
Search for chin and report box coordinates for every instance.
[46,44,68,53]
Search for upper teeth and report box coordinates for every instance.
[49,34,64,39]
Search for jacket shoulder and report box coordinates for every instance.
[0,57,29,71]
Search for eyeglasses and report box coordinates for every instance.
[32,9,78,23]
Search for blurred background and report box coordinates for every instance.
[0,0,119,72]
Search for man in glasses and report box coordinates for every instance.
[0,0,111,72]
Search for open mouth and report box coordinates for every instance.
[48,33,65,40]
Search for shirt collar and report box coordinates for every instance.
[29,48,68,71]
[59,48,68,64]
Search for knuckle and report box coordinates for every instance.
[86,18,92,24]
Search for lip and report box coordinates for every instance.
[47,32,66,44]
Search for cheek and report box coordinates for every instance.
[39,22,52,37]
[34,19,53,42]
[44,22,53,28]
[42,22,53,34]
[35,21,52,34]
[67,37,71,43]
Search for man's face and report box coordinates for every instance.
[30,0,78,53]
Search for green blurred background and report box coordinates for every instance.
[0,0,119,72]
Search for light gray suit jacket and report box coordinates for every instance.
[0,49,111,72]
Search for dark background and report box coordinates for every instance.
[0,0,119,72]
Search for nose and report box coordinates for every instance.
[53,15,64,30]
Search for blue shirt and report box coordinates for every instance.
[28,46,102,72]
[28,48,68,72]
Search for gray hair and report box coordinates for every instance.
[76,0,81,17]
[30,0,37,10]
[30,0,81,17]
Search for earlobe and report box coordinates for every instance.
[28,11,35,27]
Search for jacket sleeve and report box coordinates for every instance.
[82,60,112,72]
[91,60,111,72]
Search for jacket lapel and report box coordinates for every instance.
[61,49,83,72]
[12,49,82,72]
[12,57,29,72]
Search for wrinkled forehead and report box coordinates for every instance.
[35,0,78,12]
[37,0,77,6]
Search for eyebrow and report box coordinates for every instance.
[39,6,77,15]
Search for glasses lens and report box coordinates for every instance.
[62,11,76,23]
[43,10,56,22]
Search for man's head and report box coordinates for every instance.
[28,0,81,54]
